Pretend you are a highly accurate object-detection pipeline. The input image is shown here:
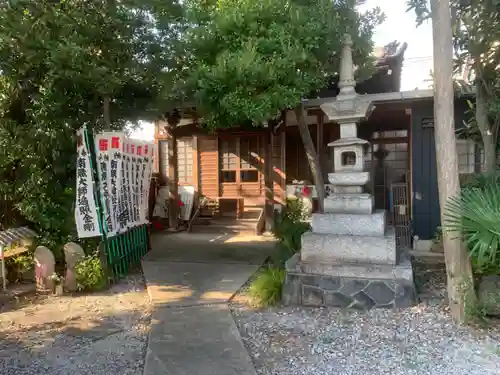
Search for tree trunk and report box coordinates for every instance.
[294,104,325,213]
[431,0,474,323]
[476,82,497,172]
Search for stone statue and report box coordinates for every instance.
[34,246,55,292]
[64,242,85,292]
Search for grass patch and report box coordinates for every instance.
[247,266,286,307]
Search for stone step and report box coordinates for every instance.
[190,220,259,234]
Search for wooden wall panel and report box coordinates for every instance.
[221,184,238,197]
[240,182,262,197]
[198,136,219,199]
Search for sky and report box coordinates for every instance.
[129,0,434,141]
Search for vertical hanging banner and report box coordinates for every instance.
[75,127,102,238]
[107,132,124,235]
[134,140,146,225]
[129,140,139,227]
[94,133,118,237]
[141,142,154,224]
[122,139,134,229]
[88,130,155,233]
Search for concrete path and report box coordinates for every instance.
[144,305,257,375]
[141,261,261,307]
[142,232,276,375]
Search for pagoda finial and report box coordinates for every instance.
[338,33,356,99]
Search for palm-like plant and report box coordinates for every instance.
[445,182,500,272]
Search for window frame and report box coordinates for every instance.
[219,136,261,184]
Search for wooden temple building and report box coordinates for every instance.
[153,40,479,250]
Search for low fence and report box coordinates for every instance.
[102,225,149,279]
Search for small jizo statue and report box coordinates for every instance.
[64,242,85,292]
[34,246,55,292]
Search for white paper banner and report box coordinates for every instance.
[122,139,134,229]
[129,140,140,226]
[106,132,124,236]
[89,132,155,233]
[141,142,154,224]
[75,127,102,238]
[94,133,119,236]
[133,140,147,224]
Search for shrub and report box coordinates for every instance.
[247,266,286,307]
[445,179,500,274]
[273,198,311,252]
[5,253,34,283]
[75,253,107,292]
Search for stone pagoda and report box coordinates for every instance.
[282,35,416,309]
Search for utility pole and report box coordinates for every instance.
[430,0,474,322]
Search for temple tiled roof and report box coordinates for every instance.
[313,41,408,98]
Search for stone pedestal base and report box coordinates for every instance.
[282,253,416,309]
[311,210,386,237]
[301,228,397,265]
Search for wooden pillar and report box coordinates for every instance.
[263,130,274,232]
[316,113,324,177]
[280,123,287,206]
[192,135,199,192]
[167,133,178,230]
[166,111,181,231]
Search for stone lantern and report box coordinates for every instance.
[282,34,416,310]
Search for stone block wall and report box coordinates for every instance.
[283,271,416,310]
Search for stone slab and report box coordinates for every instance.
[301,229,396,265]
[141,260,259,307]
[324,194,374,214]
[311,210,386,237]
[283,253,416,309]
[144,304,257,375]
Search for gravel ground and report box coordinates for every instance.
[0,274,151,375]
[231,262,500,375]
[232,303,500,375]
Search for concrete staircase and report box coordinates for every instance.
[190,207,264,235]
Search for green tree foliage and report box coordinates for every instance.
[407,0,500,171]
[182,0,384,130]
[0,0,181,250]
